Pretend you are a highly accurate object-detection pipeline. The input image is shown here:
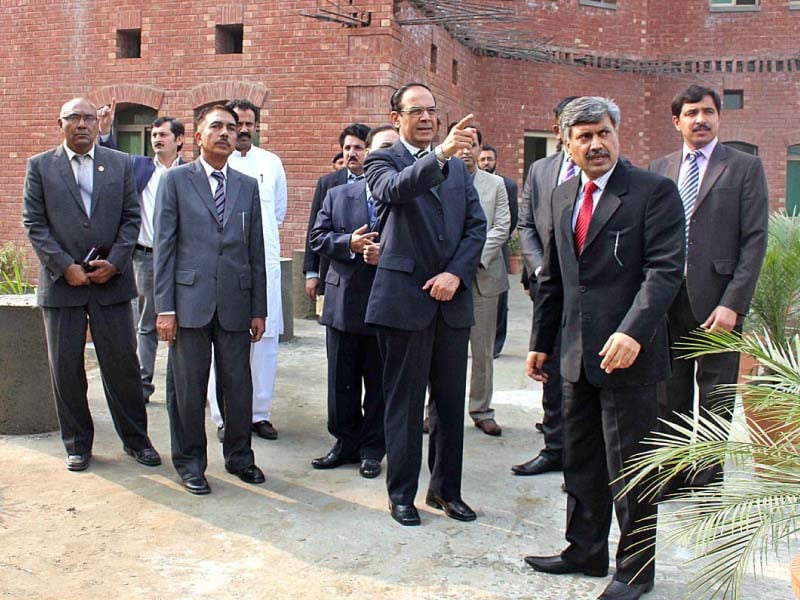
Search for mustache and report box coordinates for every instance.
[237,132,251,139]
[586,149,610,159]
[692,124,711,132]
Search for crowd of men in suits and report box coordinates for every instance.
[22,82,767,600]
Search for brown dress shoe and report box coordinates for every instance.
[475,418,502,436]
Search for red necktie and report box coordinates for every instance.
[574,181,598,253]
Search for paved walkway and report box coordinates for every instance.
[0,279,791,599]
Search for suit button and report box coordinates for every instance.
[218,249,223,255]
[82,222,89,229]
[217,226,223,233]
[438,234,444,241]
[579,285,587,293]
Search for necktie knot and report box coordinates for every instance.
[584,181,598,196]
[212,170,225,184]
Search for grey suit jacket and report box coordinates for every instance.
[649,142,768,319]
[518,152,563,277]
[472,169,510,297]
[153,158,267,332]
[22,144,140,307]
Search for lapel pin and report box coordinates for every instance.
[98,165,105,172]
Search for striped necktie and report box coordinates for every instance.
[678,151,701,242]
[560,157,576,185]
[211,170,226,221]
[414,149,429,160]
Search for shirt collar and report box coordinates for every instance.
[63,142,95,162]
[682,137,718,162]
[155,155,180,169]
[199,155,228,179]
[400,137,431,159]
[346,169,365,182]
[581,161,618,192]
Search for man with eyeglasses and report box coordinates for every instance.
[364,82,486,526]
[22,97,161,473]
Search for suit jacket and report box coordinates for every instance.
[532,161,685,388]
[303,167,350,293]
[649,143,768,320]
[498,174,518,269]
[153,158,266,332]
[472,169,510,297]
[22,144,140,307]
[309,180,377,336]
[363,141,487,331]
[518,152,562,277]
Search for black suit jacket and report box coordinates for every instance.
[309,180,377,336]
[649,142,768,320]
[363,141,486,331]
[532,161,685,387]
[303,168,349,293]
[22,144,140,307]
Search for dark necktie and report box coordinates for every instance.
[366,192,377,229]
[211,170,226,221]
[73,154,93,216]
[678,150,701,243]
[414,149,429,160]
[574,181,598,254]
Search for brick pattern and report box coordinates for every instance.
[2,0,797,279]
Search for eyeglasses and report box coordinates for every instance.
[61,113,98,125]
[398,106,438,118]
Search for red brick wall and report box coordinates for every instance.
[2,0,797,271]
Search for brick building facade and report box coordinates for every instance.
[2,0,798,260]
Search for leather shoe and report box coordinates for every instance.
[425,491,477,522]
[597,579,654,600]
[225,463,266,484]
[474,418,502,436]
[389,502,421,526]
[217,424,225,443]
[511,454,562,476]
[359,458,381,479]
[311,446,359,469]
[66,453,91,471]
[252,420,278,440]
[524,554,608,577]
[124,446,162,467]
[183,475,211,495]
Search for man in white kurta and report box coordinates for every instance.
[208,99,286,440]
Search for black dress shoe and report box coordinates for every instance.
[183,475,211,495]
[311,446,359,469]
[124,446,162,467]
[511,454,562,476]
[425,491,477,522]
[597,579,654,600]
[359,458,382,479]
[389,502,421,526]
[523,554,608,577]
[66,453,91,471]
[252,420,278,440]
[225,464,266,484]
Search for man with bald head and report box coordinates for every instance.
[23,97,160,472]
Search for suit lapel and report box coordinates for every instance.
[556,177,581,254]
[582,165,626,253]
[695,143,727,212]
[54,145,88,217]
[546,152,562,190]
[188,159,219,222]
[224,169,241,225]
[91,146,109,219]
[663,151,681,184]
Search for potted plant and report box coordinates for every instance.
[507,232,523,275]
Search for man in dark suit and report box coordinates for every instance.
[477,143,518,358]
[97,103,186,404]
[364,82,486,526]
[524,97,685,600]
[650,84,768,492]
[154,105,267,495]
[22,97,161,472]
[303,124,371,303]
[308,125,399,479]
[512,96,578,477]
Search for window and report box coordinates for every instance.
[792,1,800,10]
[116,29,141,59]
[523,132,559,182]
[710,0,759,11]
[580,0,617,8]
[430,44,438,73]
[723,141,758,156]
[215,24,243,54]
[114,105,158,157]
[723,90,744,110]
[787,145,800,216]
[452,59,459,86]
